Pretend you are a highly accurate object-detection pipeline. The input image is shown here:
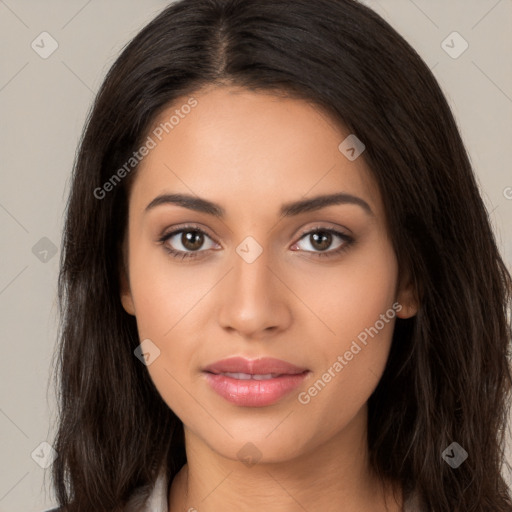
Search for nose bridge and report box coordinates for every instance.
[232,234,273,303]
[216,233,289,336]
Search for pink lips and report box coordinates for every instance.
[202,357,310,407]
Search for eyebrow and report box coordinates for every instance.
[144,192,374,218]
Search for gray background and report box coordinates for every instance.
[0,1,511,511]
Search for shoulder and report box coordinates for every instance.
[40,466,169,512]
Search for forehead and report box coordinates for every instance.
[130,85,383,221]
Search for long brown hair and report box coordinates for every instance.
[51,0,512,510]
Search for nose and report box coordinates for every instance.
[216,242,292,340]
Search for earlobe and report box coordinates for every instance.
[119,266,136,316]
[395,300,418,319]
[395,273,419,319]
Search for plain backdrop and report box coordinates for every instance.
[0,1,511,510]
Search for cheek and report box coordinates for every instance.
[293,231,399,348]
[126,240,216,417]
[127,235,210,338]
[128,263,202,421]
[294,236,398,425]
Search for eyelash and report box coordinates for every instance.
[157,224,355,261]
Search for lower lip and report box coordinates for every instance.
[203,371,309,407]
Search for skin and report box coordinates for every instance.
[120,85,418,512]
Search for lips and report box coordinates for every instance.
[202,357,310,407]
[216,372,280,380]
[202,356,307,376]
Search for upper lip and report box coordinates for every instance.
[203,357,308,375]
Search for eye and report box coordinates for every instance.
[158,225,219,260]
[158,224,354,261]
[292,227,354,258]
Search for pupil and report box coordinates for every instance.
[183,231,203,250]
[312,231,331,251]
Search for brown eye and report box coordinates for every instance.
[180,230,205,251]
[159,226,219,260]
[309,231,333,251]
[292,227,354,258]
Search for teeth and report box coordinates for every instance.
[223,372,252,380]
[252,373,278,380]
[221,372,280,380]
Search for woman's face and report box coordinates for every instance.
[120,85,417,464]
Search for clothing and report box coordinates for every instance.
[44,469,424,511]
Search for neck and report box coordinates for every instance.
[168,406,403,512]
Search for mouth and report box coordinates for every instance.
[209,372,293,380]
[202,356,308,375]
[202,357,310,407]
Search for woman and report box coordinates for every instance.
[49,0,512,510]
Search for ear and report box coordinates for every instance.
[395,269,419,319]
[119,246,136,316]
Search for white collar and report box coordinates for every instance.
[144,469,168,512]
[124,468,168,512]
